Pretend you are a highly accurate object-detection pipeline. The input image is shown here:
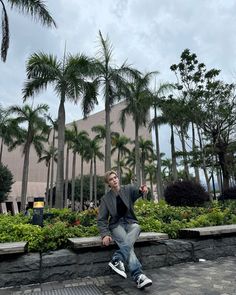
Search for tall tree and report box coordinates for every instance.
[0,106,20,163]
[93,31,134,172]
[111,133,130,182]
[149,82,174,199]
[144,163,156,200]
[69,122,89,211]
[139,137,154,184]
[120,72,154,186]
[171,49,236,190]
[87,137,104,205]
[38,145,57,206]
[9,103,49,211]
[23,52,98,208]
[1,0,56,62]
[46,115,58,208]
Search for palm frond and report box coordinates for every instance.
[8,0,56,27]
[1,1,9,62]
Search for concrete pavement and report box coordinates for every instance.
[1,256,235,295]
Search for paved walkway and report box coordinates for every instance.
[1,256,236,295]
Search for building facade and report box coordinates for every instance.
[1,101,151,213]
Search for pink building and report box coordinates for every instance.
[1,102,151,213]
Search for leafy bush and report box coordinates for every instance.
[0,163,14,202]
[1,199,236,251]
[219,186,236,200]
[164,180,210,207]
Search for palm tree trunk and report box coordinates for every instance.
[80,155,84,210]
[197,126,211,195]
[192,122,200,183]
[135,121,141,186]
[105,89,111,172]
[55,97,65,209]
[0,138,3,164]
[218,150,230,191]
[170,124,178,181]
[64,145,69,208]
[89,159,93,201]
[94,156,97,207]
[49,128,56,208]
[141,153,145,185]
[45,162,50,206]
[179,126,190,180]
[154,108,164,199]
[21,142,31,212]
[150,179,154,200]
[117,150,121,185]
[71,151,76,211]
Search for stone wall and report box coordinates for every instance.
[1,236,236,288]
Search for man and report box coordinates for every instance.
[97,170,152,289]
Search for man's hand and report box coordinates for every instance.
[140,184,148,193]
[102,235,112,246]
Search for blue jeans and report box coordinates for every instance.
[111,221,142,280]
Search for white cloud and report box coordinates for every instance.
[1,0,236,155]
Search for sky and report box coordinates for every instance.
[1,0,236,156]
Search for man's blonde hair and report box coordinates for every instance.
[104,170,118,184]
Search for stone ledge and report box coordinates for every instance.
[0,242,28,255]
[1,234,236,288]
[68,232,168,249]
[180,224,236,238]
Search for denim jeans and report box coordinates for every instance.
[111,221,142,280]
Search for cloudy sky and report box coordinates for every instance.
[1,0,236,154]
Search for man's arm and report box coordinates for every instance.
[130,184,148,202]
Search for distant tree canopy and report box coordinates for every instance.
[0,163,14,202]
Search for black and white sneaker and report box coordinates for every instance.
[136,274,152,289]
[108,260,127,278]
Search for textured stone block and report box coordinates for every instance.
[41,249,77,267]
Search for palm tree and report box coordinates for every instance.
[139,137,154,184]
[120,72,154,186]
[46,115,58,208]
[69,123,89,211]
[23,52,98,209]
[64,128,74,208]
[149,82,174,199]
[0,106,20,163]
[93,31,134,172]
[1,0,56,62]
[125,149,136,177]
[111,132,130,182]
[79,141,90,211]
[87,137,104,205]
[9,103,49,211]
[144,163,156,200]
[38,145,57,206]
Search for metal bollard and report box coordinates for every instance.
[32,197,44,226]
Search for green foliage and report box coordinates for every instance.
[1,200,236,251]
[0,163,14,202]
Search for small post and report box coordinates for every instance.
[32,197,44,227]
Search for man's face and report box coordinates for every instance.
[108,173,120,191]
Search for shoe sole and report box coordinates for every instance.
[138,281,152,289]
[108,262,127,278]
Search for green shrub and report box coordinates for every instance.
[0,163,14,202]
[164,180,210,207]
[1,199,236,252]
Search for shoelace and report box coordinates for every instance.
[137,274,145,284]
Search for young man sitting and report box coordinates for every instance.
[97,170,152,289]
